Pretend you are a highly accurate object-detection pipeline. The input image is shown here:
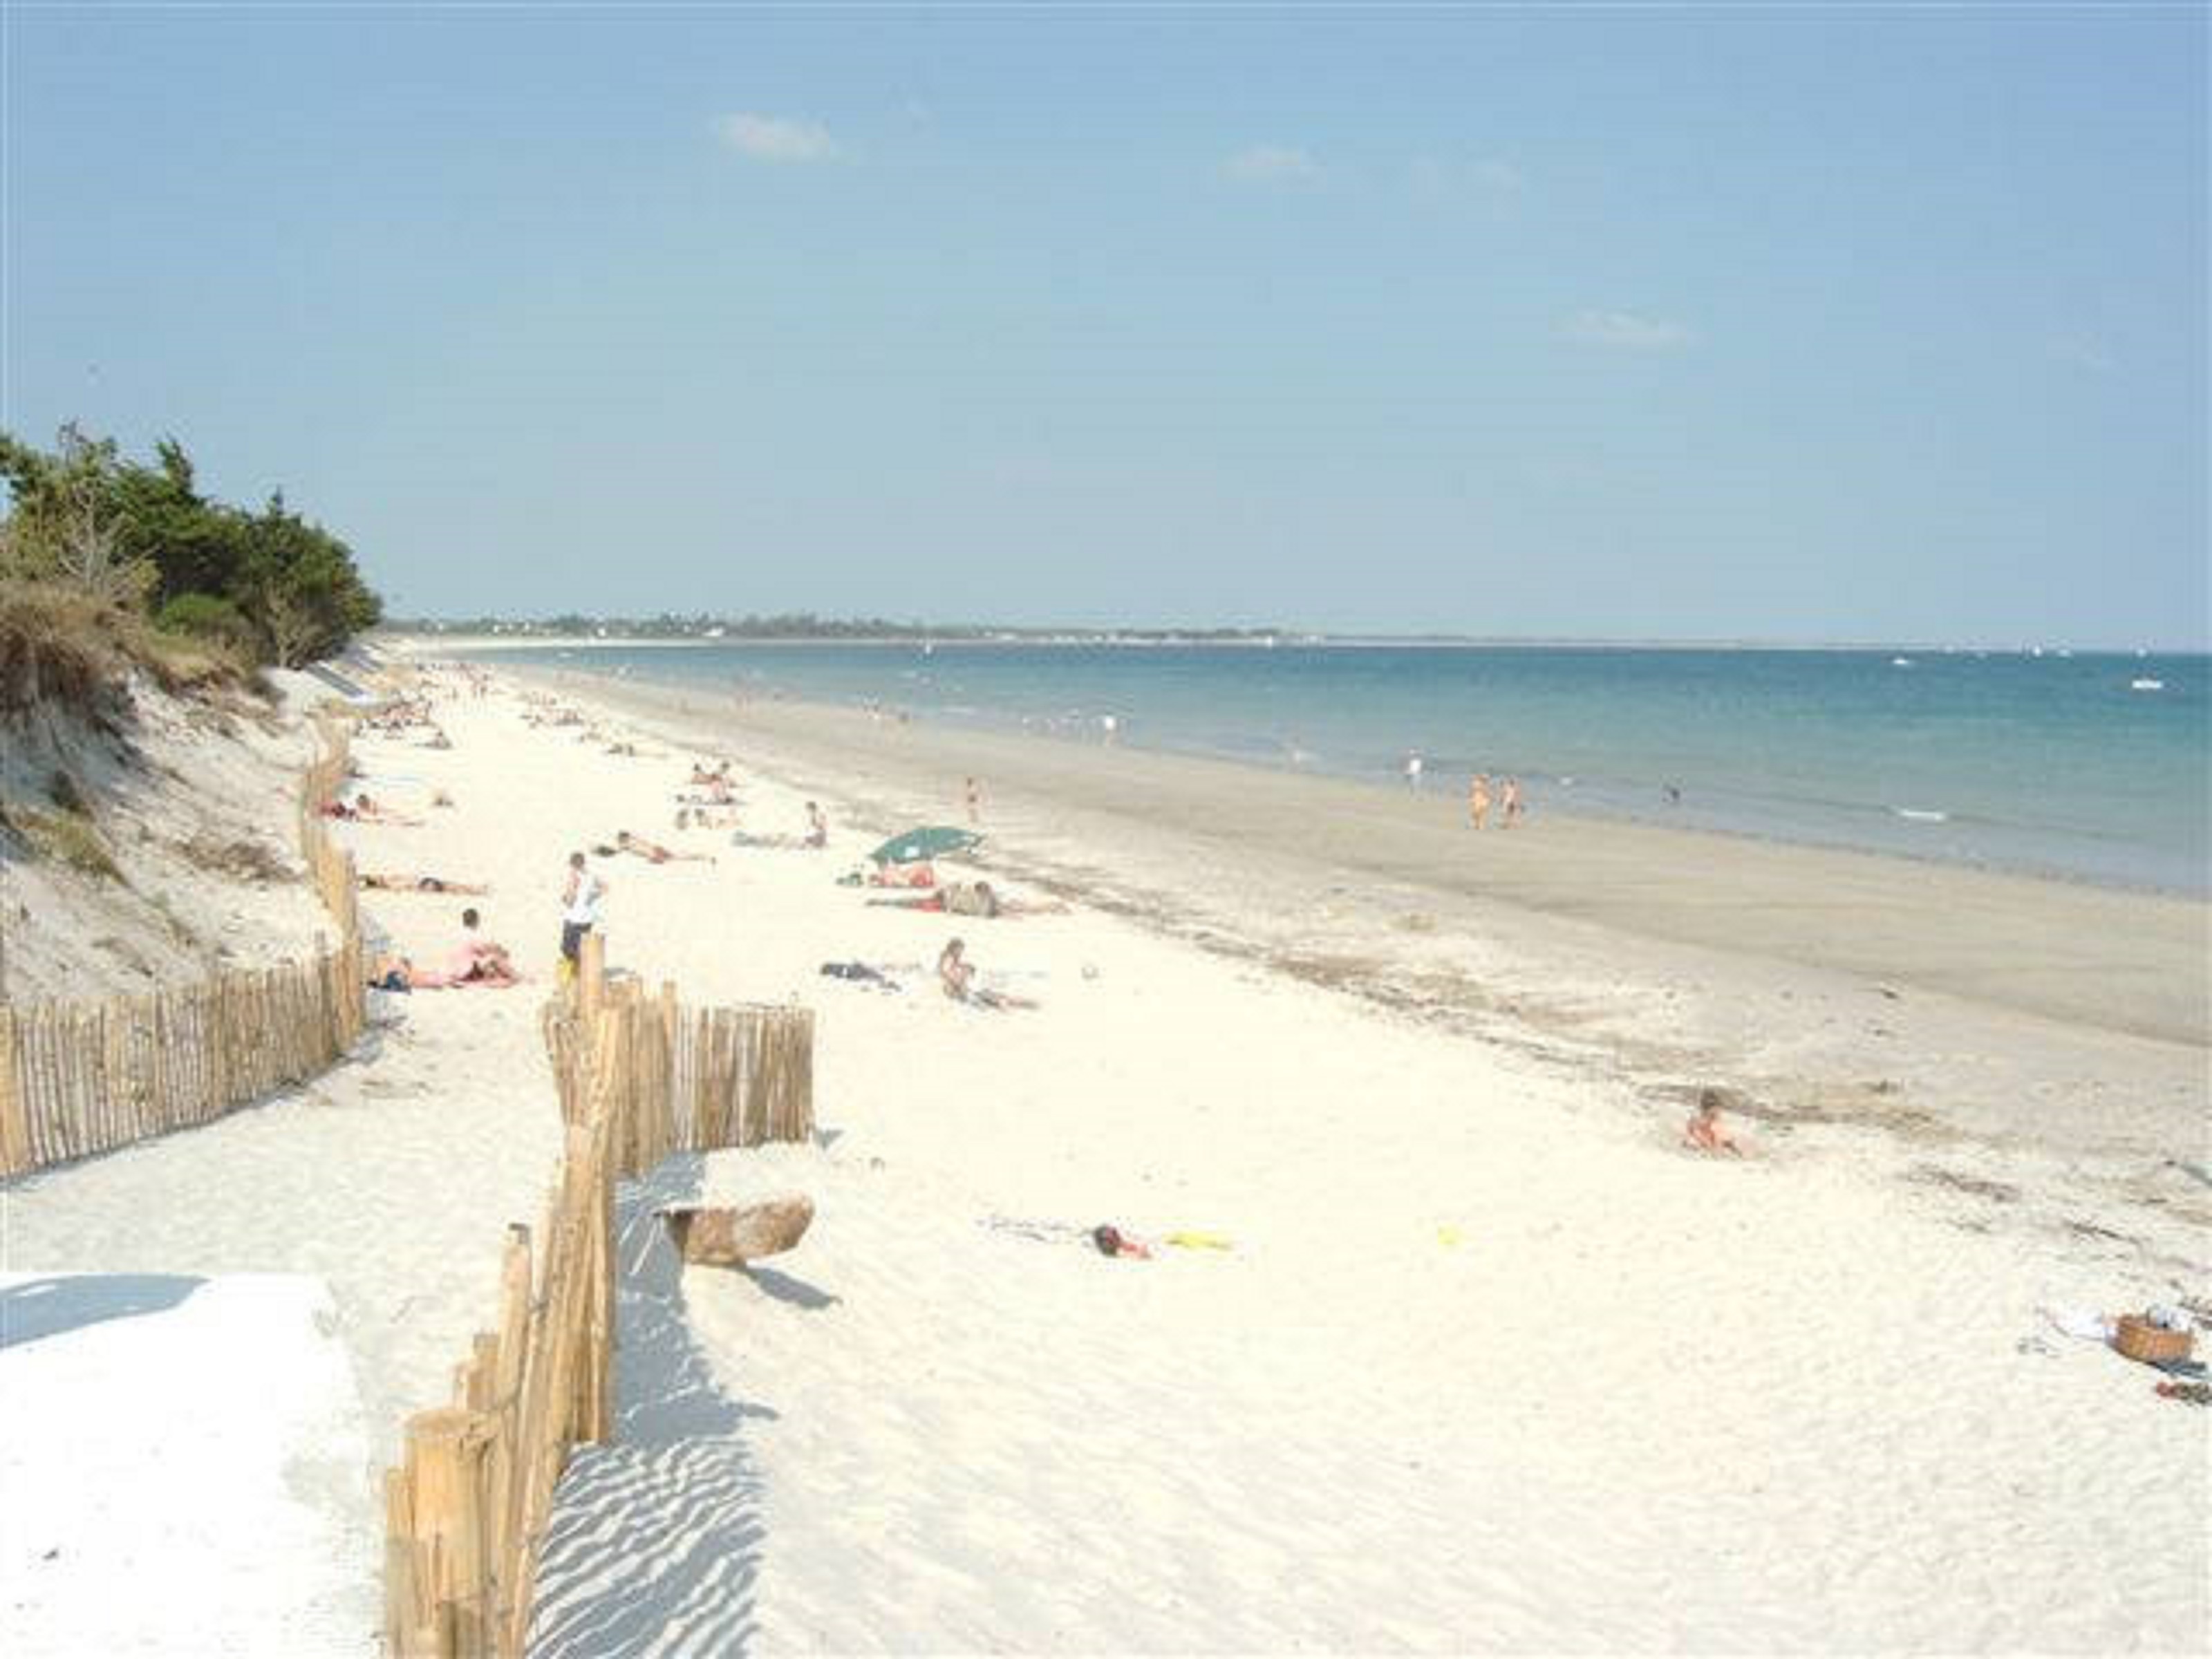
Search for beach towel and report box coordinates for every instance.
[2041,1306,2115,1343]
[1164,1231,1233,1251]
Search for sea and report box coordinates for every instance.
[497,641,2211,896]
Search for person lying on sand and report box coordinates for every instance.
[689,761,732,786]
[324,792,423,826]
[420,728,453,750]
[872,881,1067,918]
[1682,1090,1745,1156]
[359,872,489,895]
[872,879,996,915]
[613,830,715,865]
[368,954,458,991]
[939,937,1037,1011]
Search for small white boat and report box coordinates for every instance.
[1891,655,1914,668]
[2130,677,2165,692]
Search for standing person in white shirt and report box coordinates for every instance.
[558,850,606,980]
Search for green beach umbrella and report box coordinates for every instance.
[868,825,983,866]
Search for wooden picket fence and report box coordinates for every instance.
[299,711,363,941]
[0,719,366,1177]
[383,941,814,1658]
[545,935,817,1176]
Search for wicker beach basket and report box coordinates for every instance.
[2113,1314,2195,1365]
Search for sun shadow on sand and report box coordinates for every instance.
[742,1265,839,1312]
[0,1273,206,1350]
[527,1156,771,1657]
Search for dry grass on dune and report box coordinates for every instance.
[0,580,259,724]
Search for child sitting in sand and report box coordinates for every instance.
[939,937,1037,1011]
[1682,1089,1745,1156]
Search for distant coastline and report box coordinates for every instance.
[381,628,2207,657]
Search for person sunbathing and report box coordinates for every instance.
[874,879,1000,917]
[1682,1090,1745,1156]
[615,830,715,865]
[366,953,457,991]
[336,792,423,826]
[865,862,937,889]
[938,937,1036,1011]
[872,881,1065,918]
[359,872,489,895]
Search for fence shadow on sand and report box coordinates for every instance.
[524,1157,771,1658]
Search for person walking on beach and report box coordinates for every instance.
[558,850,606,982]
[1502,776,1525,827]
[964,776,981,824]
[1405,751,1424,791]
[1468,774,1493,830]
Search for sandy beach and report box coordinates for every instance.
[6,657,2207,1653]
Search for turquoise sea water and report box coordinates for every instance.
[501,643,2211,894]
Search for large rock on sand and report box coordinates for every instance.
[662,1197,814,1268]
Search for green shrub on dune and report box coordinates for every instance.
[0,422,382,673]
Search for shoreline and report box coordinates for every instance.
[494,657,2209,1278]
[400,636,2211,903]
[506,662,2210,1047]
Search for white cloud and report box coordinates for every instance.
[713,113,836,162]
[1562,309,1692,350]
[1224,144,1319,185]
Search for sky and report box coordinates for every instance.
[3,3,2205,646]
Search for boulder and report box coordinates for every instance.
[662,1196,814,1267]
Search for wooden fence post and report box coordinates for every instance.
[0,1012,28,1176]
[577,931,604,1022]
[404,1407,494,1657]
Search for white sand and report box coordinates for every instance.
[5,662,2206,1654]
[0,1273,370,1656]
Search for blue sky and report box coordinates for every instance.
[4,3,2205,644]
